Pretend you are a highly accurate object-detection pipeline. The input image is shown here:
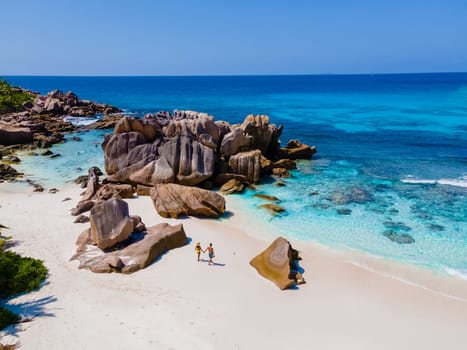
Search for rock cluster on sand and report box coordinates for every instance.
[72,212,187,273]
[90,198,135,250]
[67,108,316,275]
[96,111,316,218]
[150,183,225,218]
[0,163,23,183]
[70,167,136,216]
[250,237,305,290]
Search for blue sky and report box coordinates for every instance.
[1,0,466,75]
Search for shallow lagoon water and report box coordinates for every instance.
[7,74,467,278]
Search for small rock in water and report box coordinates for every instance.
[370,207,386,214]
[33,184,44,192]
[337,208,352,215]
[383,230,415,244]
[329,191,350,205]
[72,136,82,141]
[50,153,61,158]
[5,155,21,163]
[274,181,286,187]
[62,197,72,202]
[254,193,280,201]
[259,203,286,216]
[383,221,412,231]
[429,224,445,232]
[49,188,59,194]
[41,149,53,156]
[272,167,291,178]
[350,187,374,203]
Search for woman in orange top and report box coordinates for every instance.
[194,242,203,262]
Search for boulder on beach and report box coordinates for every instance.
[119,223,187,273]
[250,237,303,290]
[0,122,33,146]
[219,178,245,195]
[71,223,187,274]
[89,198,135,250]
[151,183,225,218]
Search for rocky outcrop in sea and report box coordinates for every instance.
[102,111,316,189]
[0,89,121,149]
[0,88,122,182]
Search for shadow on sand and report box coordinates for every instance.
[199,258,226,267]
[6,295,57,320]
[1,295,57,341]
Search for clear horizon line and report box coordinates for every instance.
[2,71,467,78]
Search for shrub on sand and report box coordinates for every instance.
[0,251,48,298]
[0,226,48,331]
[0,307,20,330]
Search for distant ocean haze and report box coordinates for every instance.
[7,73,467,278]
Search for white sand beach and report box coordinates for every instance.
[1,183,467,350]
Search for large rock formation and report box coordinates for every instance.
[101,111,315,190]
[250,237,304,290]
[30,90,120,116]
[103,112,218,186]
[71,223,187,273]
[151,183,225,218]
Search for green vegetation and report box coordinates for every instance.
[0,79,35,114]
[0,251,48,298]
[0,226,48,330]
[0,307,20,331]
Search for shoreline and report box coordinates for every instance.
[226,194,467,301]
[3,180,467,300]
[2,182,467,349]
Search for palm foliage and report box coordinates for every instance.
[0,80,35,114]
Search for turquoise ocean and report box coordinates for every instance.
[5,74,467,278]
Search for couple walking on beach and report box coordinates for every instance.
[195,242,215,265]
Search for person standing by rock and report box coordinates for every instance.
[204,243,215,265]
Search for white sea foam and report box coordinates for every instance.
[401,176,467,188]
[63,116,100,126]
[445,267,467,281]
